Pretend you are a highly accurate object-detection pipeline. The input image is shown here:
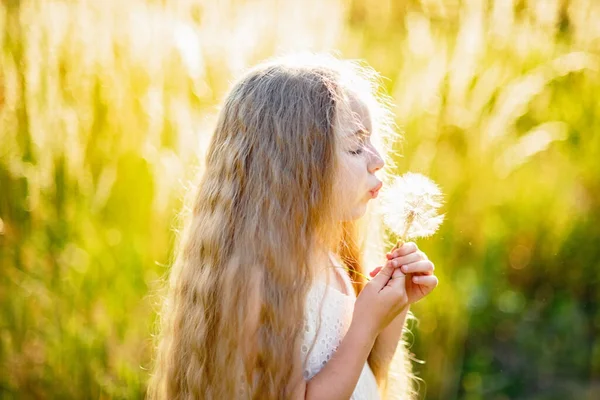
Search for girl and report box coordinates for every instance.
[148,54,438,400]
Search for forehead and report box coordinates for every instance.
[337,91,372,136]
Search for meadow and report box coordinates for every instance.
[1,0,599,398]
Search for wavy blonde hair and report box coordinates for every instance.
[148,53,415,399]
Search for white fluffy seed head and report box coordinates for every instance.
[379,172,445,240]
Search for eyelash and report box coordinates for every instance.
[349,137,368,155]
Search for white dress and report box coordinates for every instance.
[300,253,381,399]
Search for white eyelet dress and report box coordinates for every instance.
[300,253,381,399]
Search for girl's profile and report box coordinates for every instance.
[148,53,438,400]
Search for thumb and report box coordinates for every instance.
[387,268,407,290]
[368,262,395,290]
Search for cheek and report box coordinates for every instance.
[334,156,368,216]
[346,157,368,185]
[335,156,365,191]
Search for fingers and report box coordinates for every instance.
[391,268,404,279]
[401,260,434,275]
[370,258,426,279]
[411,275,438,288]
[385,267,406,289]
[386,242,418,259]
[383,268,404,285]
[388,251,427,269]
[369,263,395,289]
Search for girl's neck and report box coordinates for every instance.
[309,245,333,280]
[309,230,343,280]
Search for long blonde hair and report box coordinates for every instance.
[148,54,414,399]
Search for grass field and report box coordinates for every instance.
[1,0,600,398]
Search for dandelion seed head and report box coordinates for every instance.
[379,172,445,240]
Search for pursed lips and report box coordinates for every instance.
[369,181,383,198]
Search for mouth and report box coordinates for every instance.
[369,182,383,199]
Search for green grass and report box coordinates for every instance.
[1,0,600,398]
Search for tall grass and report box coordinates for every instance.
[1,0,599,398]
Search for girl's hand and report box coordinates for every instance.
[369,242,438,305]
[353,263,410,337]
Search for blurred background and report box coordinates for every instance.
[1,0,599,398]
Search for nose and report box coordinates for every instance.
[368,147,384,174]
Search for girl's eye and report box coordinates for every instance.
[349,148,364,155]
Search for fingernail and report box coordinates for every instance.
[401,265,407,273]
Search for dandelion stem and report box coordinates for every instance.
[392,238,405,252]
[391,210,416,252]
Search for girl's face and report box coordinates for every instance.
[333,93,384,221]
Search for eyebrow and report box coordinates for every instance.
[348,128,370,139]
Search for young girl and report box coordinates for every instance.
[149,54,438,400]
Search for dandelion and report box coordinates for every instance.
[333,172,444,282]
[380,172,445,251]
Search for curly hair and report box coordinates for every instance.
[148,53,414,400]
